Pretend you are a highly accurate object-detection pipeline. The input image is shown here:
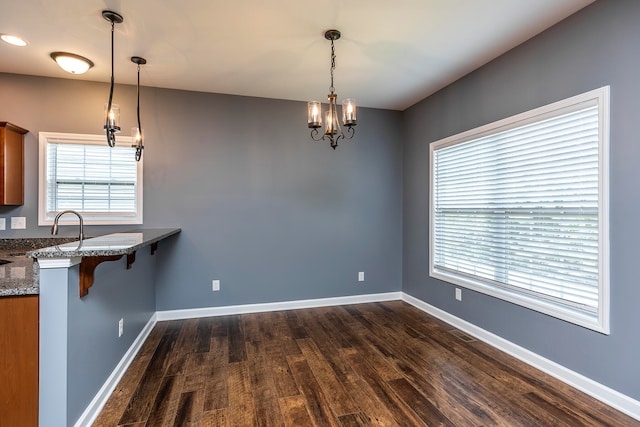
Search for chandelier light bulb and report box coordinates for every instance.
[342,98,356,125]
[324,110,337,135]
[308,101,322,128]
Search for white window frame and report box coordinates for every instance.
[38,132,143,226]
[429,87,610,334]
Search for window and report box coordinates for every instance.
[39,132,143,225]
[429,87,609,333]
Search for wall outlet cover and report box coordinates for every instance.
[0,218,5,230]
[358,272,365,282]
[10,217,26,229]
[212,280,220,291]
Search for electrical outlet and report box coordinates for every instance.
[212,280,220,291]
[455,288,462,301]
[118,318,124,337]
[10,217,26,229]
[0,218,5,230]
[358,271,365,282]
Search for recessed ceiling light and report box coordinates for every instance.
[0,34,28,46]
[50,52,94,74]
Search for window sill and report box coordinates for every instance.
[429,268,609,335]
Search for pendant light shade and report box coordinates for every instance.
[104,103,120,132]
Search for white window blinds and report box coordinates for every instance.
[39,132,143,225]
[429,87,609,333]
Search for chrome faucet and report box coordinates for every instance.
[51,210,85,241]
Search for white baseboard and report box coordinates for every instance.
[401,293,640,422]
[156,291,403,321]
[74,313,158,427]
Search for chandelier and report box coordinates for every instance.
[307,30,356,150]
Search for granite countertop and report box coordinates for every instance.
[0,228,180,297]
[0,237,77,296]
[28,228,180,258]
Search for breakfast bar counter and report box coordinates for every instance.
[27,228,181,259]
[29,228,181,298]
[0,229,181,297]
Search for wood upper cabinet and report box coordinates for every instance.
[0,122,28,205]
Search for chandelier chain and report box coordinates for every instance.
[329,38,336,94]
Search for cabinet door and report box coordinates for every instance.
[0,122,28,205]
[0,295,39,427]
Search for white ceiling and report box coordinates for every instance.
[0,0,594,111]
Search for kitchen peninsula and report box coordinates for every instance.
[30,228,181,298]
[2,228,180,427]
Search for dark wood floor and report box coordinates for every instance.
[93,301,638,426]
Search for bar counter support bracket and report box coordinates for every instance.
[79,255,124,298]
[127,252,136,270]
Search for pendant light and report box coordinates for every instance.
[307,30,356,150]
[131,56,146,161]
[103,10,123,147]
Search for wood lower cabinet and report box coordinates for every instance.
[0,295,38,426]
[0,122,28,206]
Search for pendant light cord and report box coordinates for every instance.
[135,63,143,161]
[106,19,116,147]
[136,64,141,131]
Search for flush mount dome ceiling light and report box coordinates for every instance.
[307,29,356,150]
[50,52,94,74]
[0,34,28,46]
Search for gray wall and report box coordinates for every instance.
[402,0,640,400]
[0,73,404,310]
[148,89,403,310]
[38,249,157,427]
[67,249,157,423]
